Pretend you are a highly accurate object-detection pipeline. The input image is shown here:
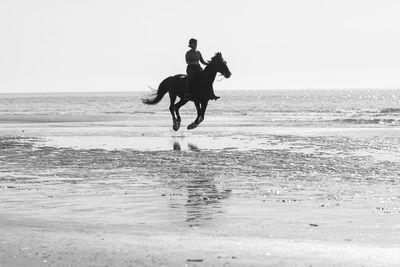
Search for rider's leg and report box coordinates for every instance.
[210,85,220,100]
[184,65,194,100]
[184,65,202,100]
[184,78,191,100]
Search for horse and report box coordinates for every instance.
[142,52,231,131]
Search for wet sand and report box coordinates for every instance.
[1,114,400,266]
[1,215,400,267]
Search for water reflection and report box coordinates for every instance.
[173,141,181,151]
[172,140,199,151]
[169,136,247,151]
[169,139,232,226]
[187,143,199,151]
[185,174,231,226]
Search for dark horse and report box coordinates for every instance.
[142,53,231,131]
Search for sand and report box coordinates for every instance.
[1,215,400,267]
[1,115,400,266]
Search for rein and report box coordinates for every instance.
[216,74,225,82]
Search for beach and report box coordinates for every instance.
[1,90,400,266]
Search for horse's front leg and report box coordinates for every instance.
[187,101,203,130]
[199,101,208,123]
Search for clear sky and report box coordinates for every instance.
[1,0,400,93]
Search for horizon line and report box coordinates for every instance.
[1,87,400,95]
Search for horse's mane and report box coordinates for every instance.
[209,52,223,64]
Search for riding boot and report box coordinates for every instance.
[209,86,220,100]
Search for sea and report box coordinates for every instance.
[0,89,400,126]
[0,89,399,244]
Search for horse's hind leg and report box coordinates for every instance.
[174,98,189,122]
[169,93,180,131]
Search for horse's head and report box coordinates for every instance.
[210,52,231,78]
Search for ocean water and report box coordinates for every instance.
[1,89,400,126]
[1,89,400,244]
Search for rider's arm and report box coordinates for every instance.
[198,51,209,66]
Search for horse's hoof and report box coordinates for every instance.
[173,119,181,131]
[187,122,197,130]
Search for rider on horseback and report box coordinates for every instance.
[184,38,220,101]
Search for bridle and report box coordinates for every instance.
[216,74,225,82]
[214,60,228,82]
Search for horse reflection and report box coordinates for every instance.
[173,141,181,151]
[187,143,199,151]
[169,139,232,225]
[171,140,199,151]
[185,173,231,226]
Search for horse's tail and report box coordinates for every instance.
[142,77,173,105]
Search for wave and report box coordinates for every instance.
[103,111,155,115]
[335,118,399,125]
[380,108,400,114]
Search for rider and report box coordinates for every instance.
[184,38,219,101]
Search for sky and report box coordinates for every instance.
[1,0,400,93]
